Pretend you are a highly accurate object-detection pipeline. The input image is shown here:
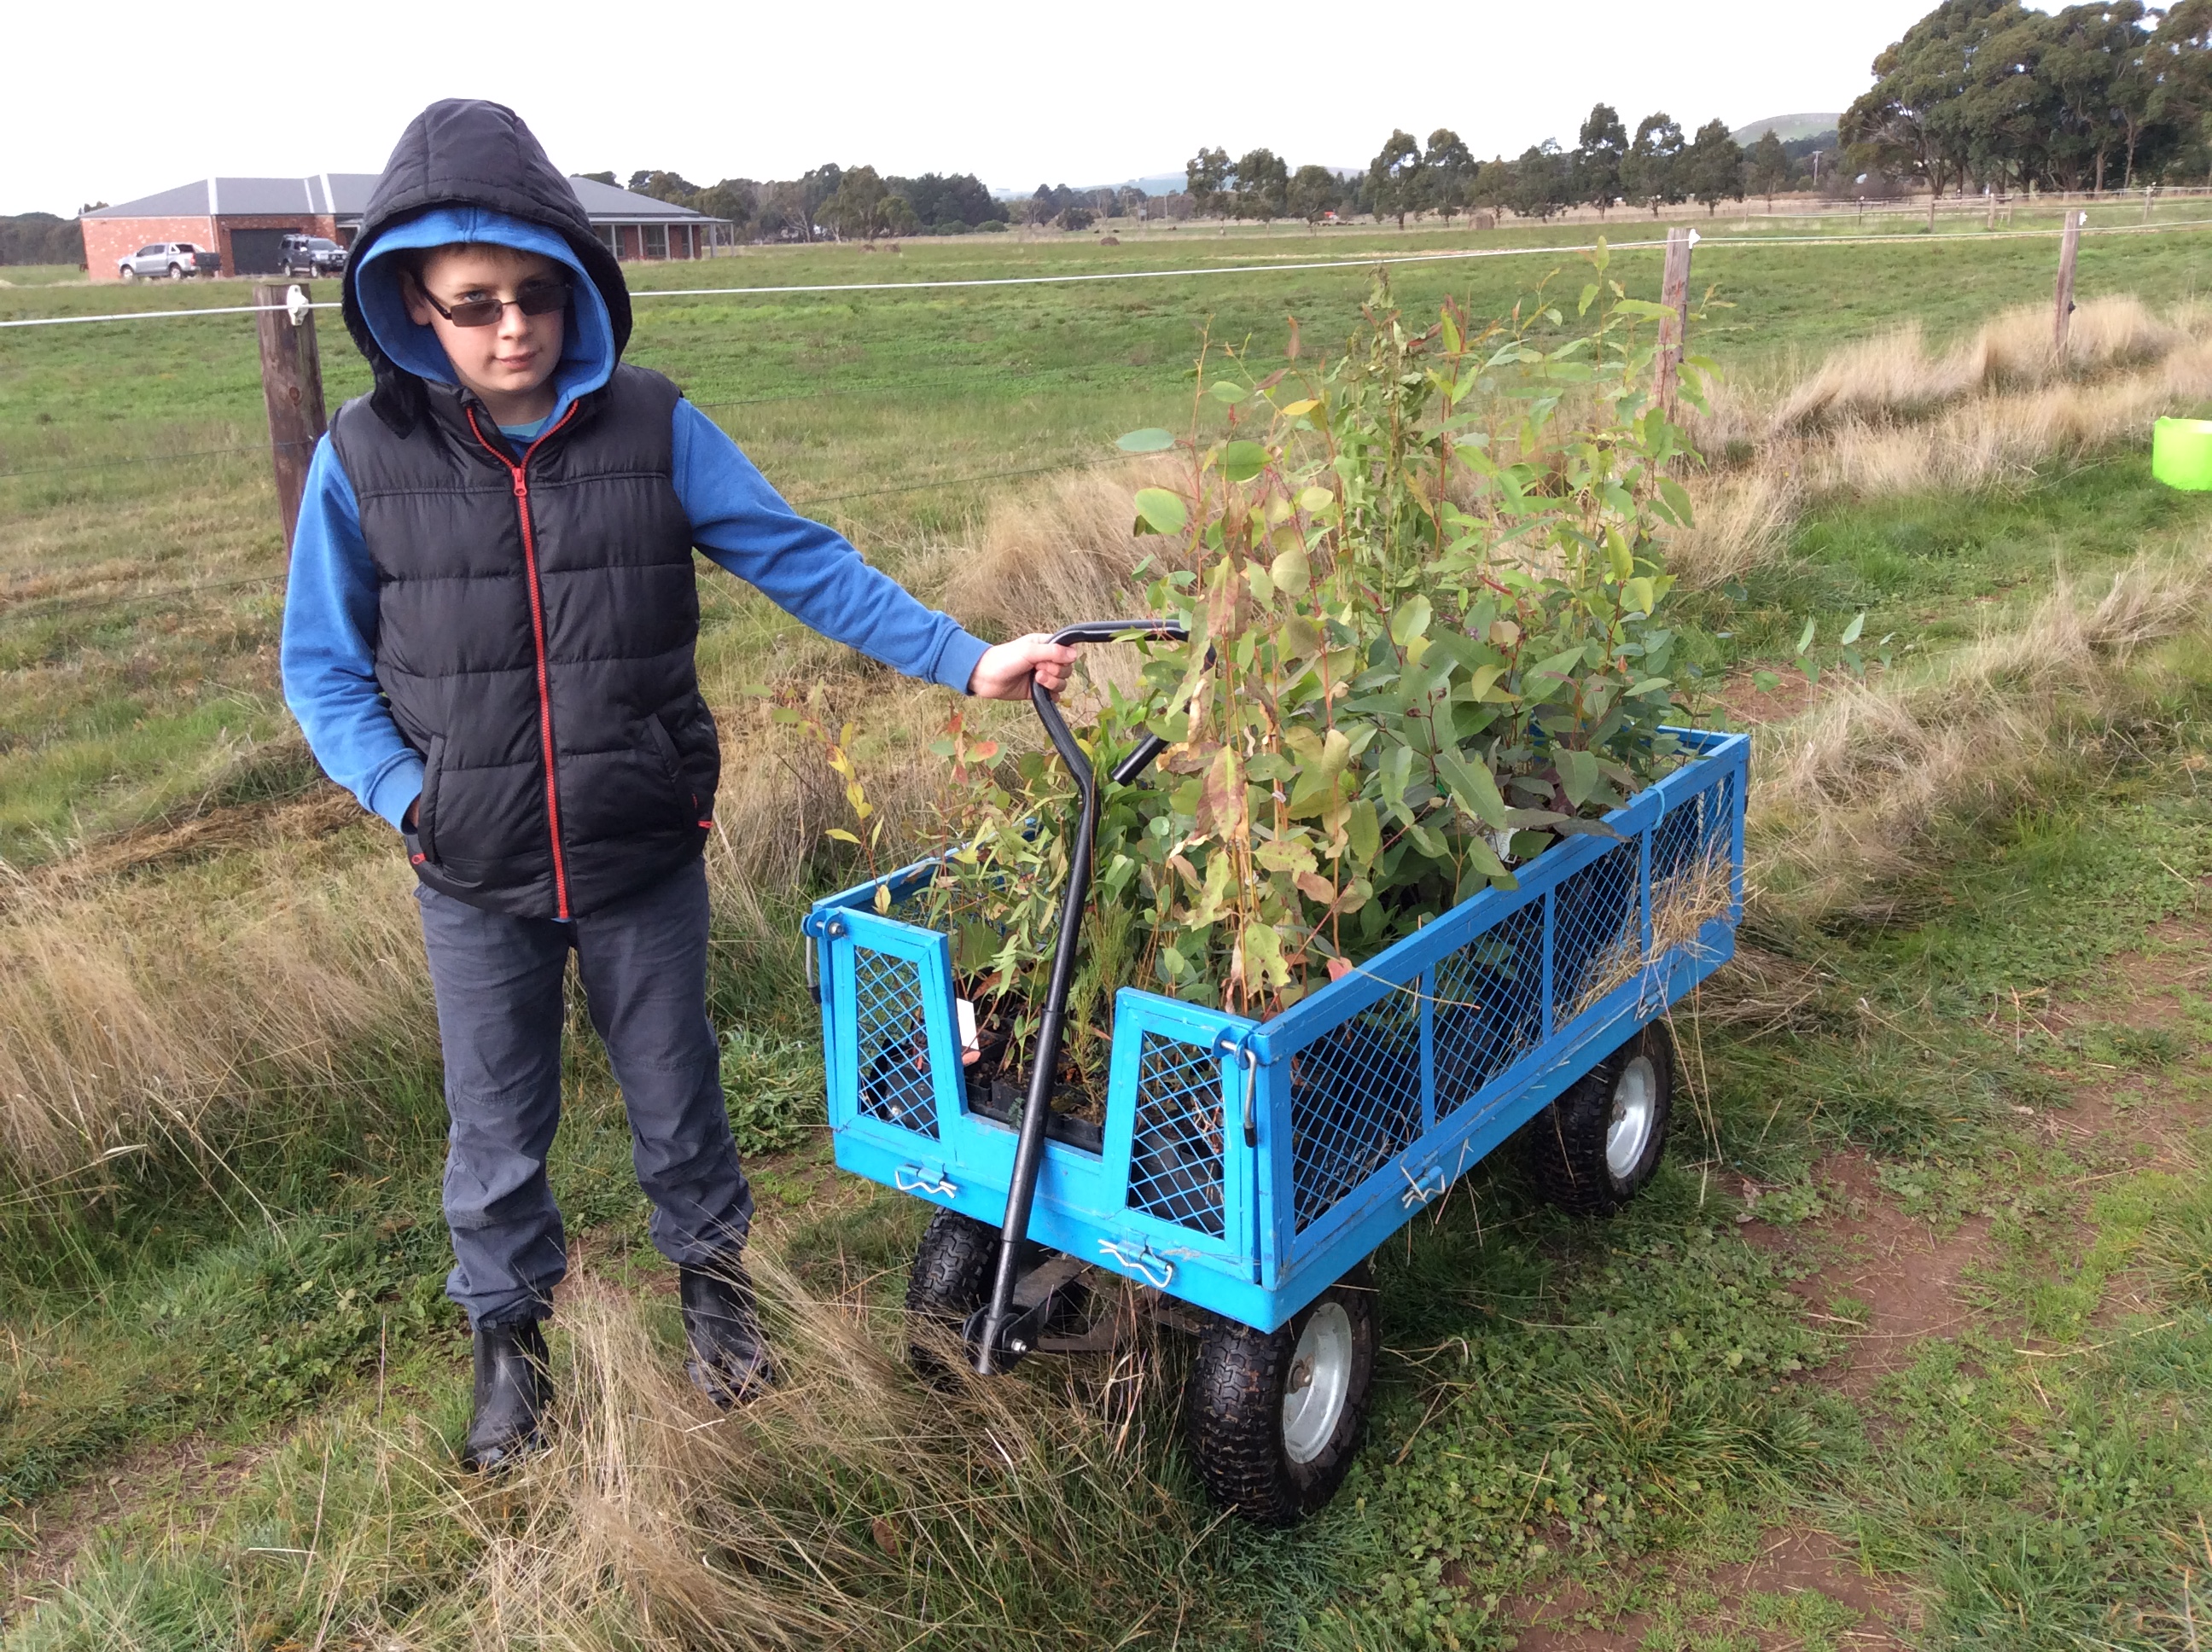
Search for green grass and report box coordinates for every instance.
[6,222,2212,1643]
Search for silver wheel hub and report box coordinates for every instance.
[1605,1053,1658,1181]
[1282,1300,1354,1464]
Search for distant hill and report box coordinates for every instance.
[1732,113,1841,145]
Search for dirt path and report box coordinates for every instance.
[1514,1525,1918,1649]
[1509,903,2212,1644]
[1,1431,278,1612]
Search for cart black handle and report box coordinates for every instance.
[973,617,1189,1372]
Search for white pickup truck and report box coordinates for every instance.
[118,241,221,281]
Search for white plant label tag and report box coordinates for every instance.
[956,998,979,1057]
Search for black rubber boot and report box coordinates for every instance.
[680,1255,774,1406]
[462,1318,550,1473]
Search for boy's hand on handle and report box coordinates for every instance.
[969,634,1080,701]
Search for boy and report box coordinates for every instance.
[281,99,1076,1470]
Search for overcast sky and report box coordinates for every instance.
[6,0,1949,216]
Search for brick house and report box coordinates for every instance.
[82,174,725,282]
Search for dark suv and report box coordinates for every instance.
[279,234,348,277]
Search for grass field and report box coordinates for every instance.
[3,208,2212,1647]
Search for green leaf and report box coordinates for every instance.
[1523,645,1586,703]
[1221,440,1268,483]
[1297,485,1335,514]
[1116,427,1176,453]
[1622,576,1656,616]
[1556,748,1603,809]
[1752,670,1779,693]
[1271,541,1310,597]
[1794,618,1817,658]
[1433,744,1510,831]
[1657,477,1693,526]
[1389,595,1433,647]
[1208,380,1249,404]
[1839,609,1866,647]
[1132,488,1188,537]
[1348,798,1381,862]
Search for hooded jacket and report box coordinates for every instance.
[281,101,989,919]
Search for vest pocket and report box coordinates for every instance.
[643,713,692,822]
[417,734,447,864]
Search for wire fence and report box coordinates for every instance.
[0,358,1160,481]
[11,212,2212,331]
[10,209,2212,532]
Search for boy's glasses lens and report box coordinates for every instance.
[434,279,571,328]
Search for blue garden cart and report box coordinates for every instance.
[801,620,1749,1524]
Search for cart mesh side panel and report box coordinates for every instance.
[1289,997,1423,1230]
[1126,1033,1226,1237]
[1434,899,1546,1114]
[1551,840,1641,1021]
[1704,770,1740,860]
[853,949,938,1137]
[1650,794,1705,887]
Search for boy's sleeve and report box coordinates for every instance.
[671,400,991,694]
[279,436,424,830]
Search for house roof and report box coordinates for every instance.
[85,175,721,224]
[564,177,720,222]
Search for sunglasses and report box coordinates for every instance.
[419,276,571,329]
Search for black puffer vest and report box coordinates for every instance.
[331,369,717,919]
[330,98,713,919]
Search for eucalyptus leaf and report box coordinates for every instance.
[1555,748,1603,810]
[1221,440,1268,483]
[1116,427,1176,453]
[1132,488,1187,538]
[1389,596,1433,646]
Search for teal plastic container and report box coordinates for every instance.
[2153,417,2212,490]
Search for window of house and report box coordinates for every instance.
[644,224,667,259]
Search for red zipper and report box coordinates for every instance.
[468,404,579,917]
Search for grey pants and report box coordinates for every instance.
[416,857,752,1328]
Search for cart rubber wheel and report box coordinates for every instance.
[1528,1020,1674,1217]
[1180,1266,1377,1525]
[903,1207,996,1378]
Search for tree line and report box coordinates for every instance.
[0,210,102,267]
[584,166,1015,241]
[1844,0,2212,195]
[1177,113,1835,230]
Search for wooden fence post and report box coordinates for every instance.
[2053,211,2083,355]
[1656,226,1694,412]
[254,281,328,549]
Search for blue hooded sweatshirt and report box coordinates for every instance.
[280,206,991,832]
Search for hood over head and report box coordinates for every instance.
[341,100,632,434]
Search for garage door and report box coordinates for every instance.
[229,230,288,274]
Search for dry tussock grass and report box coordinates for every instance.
[940,459,1188,637]
[1770,295,2197,433]
[0,832,429,1177]
[1747,549,2212,922]
[387,1257,1206,1649]
[1666,468,1804,592]
[1666,294,2212,590]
